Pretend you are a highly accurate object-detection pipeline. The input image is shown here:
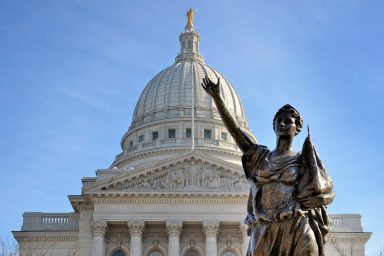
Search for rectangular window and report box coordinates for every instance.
[129,141,133,148]
[138,135,144,143]
[221,132,227,141]
[168,129,176,139]
[204,129,212,139]
[152,131,158,141]
[186,128,192,138]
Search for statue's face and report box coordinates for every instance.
[274,112,297,137]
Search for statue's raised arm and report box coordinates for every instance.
[201,76,254,153]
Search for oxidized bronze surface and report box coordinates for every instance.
[202,76,334,256]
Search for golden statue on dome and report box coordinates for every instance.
[186,8,195,27]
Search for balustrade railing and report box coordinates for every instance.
[42,216,69,224]
[21,212,79,231]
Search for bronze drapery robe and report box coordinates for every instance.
[242,135,334,256]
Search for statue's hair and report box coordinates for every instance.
[273,104,303,135]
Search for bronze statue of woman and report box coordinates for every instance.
[202,76,334,256]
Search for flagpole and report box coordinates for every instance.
[191,62,195,151]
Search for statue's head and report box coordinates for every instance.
[273,104,303,136]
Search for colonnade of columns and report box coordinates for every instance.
[91,220,247,256]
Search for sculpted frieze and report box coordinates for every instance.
[108,161,249,192]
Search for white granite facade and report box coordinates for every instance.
[13,17,371,256]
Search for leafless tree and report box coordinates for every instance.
[330,237,354,256]
[1,236,80,256]
[0,237,19,256]
[374,246,384,256]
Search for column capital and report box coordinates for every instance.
[239,223,248,237]
[166,221,183,237]
[91,221,108,237]
[203,221,220,237]
[128,221,145,237]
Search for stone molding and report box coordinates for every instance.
[166,221,183,237]
[91,221,108,237]
[90,195,247,204]
[203,221,220,237]
[128,221,145,237]
[76,205,94,211]
[329,232,372,243]
[68,195,94,212]
[111,146,241,169]
[13,231,78,242]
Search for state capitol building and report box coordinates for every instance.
[13,13,371,256]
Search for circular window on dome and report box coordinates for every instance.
[148,250,163,256]
[112,250,126,256]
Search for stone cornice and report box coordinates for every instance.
[68,195,94,212]
[329,232,372,243]
[112,146,242,168]
[87,192,248,204]
[12,231,78,242]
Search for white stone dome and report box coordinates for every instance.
[112,23,253,169]
[130,61,246,129]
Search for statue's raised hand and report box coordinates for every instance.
[202,76,220,98]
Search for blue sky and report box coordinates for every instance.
[0,0,383,254]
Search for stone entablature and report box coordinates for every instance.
[13,231,79,242]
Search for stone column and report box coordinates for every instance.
[128,221,145,256]
[203,221,219,256]
[240,223,250,256]
[91,221,108,256]
[166,221,182,256]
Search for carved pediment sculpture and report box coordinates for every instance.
[105,159,249,192]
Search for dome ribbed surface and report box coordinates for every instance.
[130,60,246,129]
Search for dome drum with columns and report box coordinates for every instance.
[13,10,371,256]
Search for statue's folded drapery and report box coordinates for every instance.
[242,135,334,256]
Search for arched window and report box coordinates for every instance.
[112,250,126,256]
[222,251,236,256]
[148,250,163,256]
[185,249,200,256]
